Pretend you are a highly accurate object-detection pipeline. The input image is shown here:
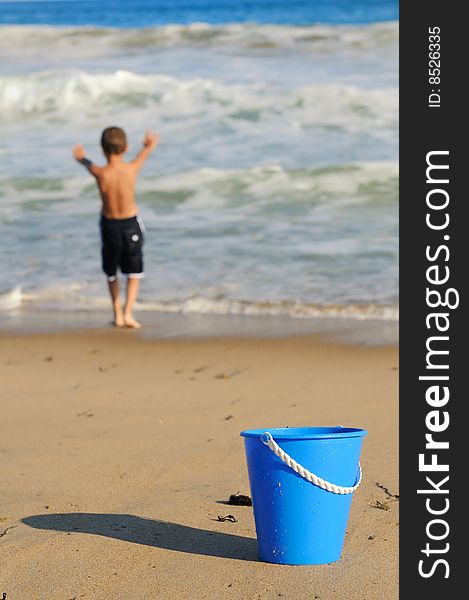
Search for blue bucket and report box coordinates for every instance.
[240,426,367,565]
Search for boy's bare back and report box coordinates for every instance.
[73,129,159,219]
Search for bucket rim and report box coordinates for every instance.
[240,426,368,440]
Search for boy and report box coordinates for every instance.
[73,126,159,328]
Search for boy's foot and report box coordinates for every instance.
[112,310,125,327]
[124,315,141,329]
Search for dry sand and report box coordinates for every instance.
[0,330,398,600]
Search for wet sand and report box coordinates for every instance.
[0,329,398,599]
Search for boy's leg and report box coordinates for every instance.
[108,278,124,327]
[123,276,141,328]
[100,216,123,327]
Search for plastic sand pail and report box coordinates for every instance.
[240,426,367,565]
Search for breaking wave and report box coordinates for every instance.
[0,70,397,133]
[0,21,398,55]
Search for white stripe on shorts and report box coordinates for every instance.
[136,214,145,233]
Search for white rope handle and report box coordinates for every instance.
[261,431,362,495]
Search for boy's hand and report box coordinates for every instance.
[131,131,160,170]
[142,130,160,151]
[73,145,100,177]
[73,145,86,161]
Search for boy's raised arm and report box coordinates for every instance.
[131,130,160,171]
[73,144,101,177]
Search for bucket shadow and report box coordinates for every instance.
[22,513,258,561]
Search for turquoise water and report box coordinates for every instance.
[0,2,398,322]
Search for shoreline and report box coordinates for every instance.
[0,307,398,346]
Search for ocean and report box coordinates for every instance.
[0,0,398,328]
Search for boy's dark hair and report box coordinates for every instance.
[101,126,127,155]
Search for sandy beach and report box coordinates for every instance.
[0,329,398,599]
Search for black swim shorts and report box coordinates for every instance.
[100,214,145,281]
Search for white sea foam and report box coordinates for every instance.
[143,161,399,203]
[0,21,398,58]
[136,297,400,322]
[20,283,398,321]
[0,161,398,212]
[0,286,22,310]
[0,69,397,133]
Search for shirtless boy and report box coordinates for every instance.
[73,127,159,328]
